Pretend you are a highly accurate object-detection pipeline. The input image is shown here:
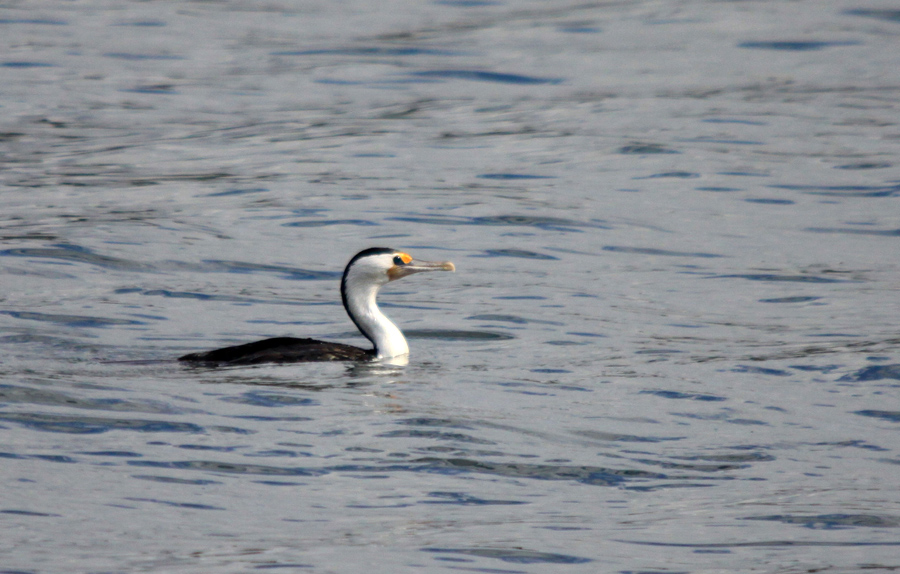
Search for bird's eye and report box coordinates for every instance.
[393,253,413,265]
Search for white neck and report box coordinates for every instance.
[343,275,409,359]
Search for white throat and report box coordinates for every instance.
[342,271,409,359]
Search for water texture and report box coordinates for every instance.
[1,1,899,573]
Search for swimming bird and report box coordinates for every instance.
[178,247,455,365]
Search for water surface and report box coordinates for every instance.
[1,1,899,572]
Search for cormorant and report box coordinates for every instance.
[178,247,455,365]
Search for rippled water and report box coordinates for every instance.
[2,1,899,572]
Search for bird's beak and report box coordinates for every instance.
[388,258,455,281]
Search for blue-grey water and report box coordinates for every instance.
[2,1,899,572]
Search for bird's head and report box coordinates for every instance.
[343,247,455,290]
